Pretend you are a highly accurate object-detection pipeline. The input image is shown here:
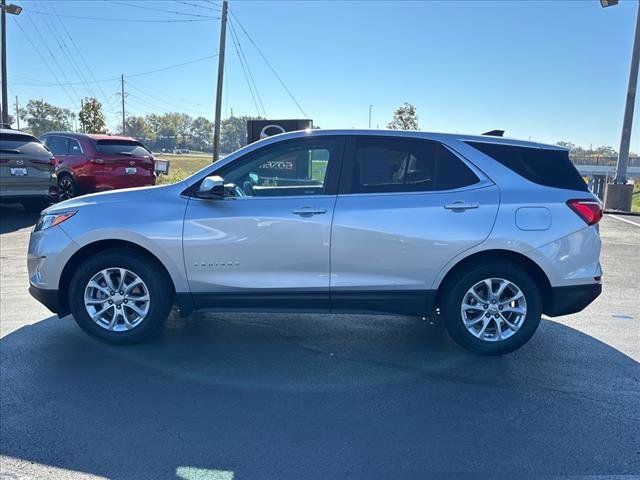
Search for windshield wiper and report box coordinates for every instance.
[0,148,21,154]
[118,151,134,156]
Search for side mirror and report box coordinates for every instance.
[197,175,225,199]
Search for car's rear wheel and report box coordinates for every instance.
[58,174,76,201]
[440,261,542,355]
[68,249,173,344]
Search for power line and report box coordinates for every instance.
[228,17,266,117]
[106,0,219,19]
[228,17,262,117]
[228,9,308,118]
[125,80,211,115]
[48,0,120,116]
[26,10,218,23]
[10,17,79,106]
[11,54,220,87]
[174,1,221,12]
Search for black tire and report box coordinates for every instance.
[440,261,542,355]
[58,174,77,201]
[21,199,50,213]
[68,249,173,344]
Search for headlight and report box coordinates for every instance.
[34,211,77,232]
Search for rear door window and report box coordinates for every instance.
[46,136,70,156]
[68,138,82,155]
[466,141,588,192]
[96,140,151,156]
[348,137,479,194]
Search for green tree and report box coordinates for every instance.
[19,99,73,136]
[79,97,107,134]
[125,116,152,142]
[220,115,262,154]
[387,102,418,130]
[190,116,213,151]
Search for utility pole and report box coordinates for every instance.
[614,1,640,185]
[212,0,228,162]
[368,104,373,129]
[601,0,639,211]
[121,74,126,135]
[14,94,18,129]
[1,0,8,125]
[80,98,84,133]
[0,0,21,125]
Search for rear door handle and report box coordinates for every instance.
[292,207,327,217]
[444,201,479,211]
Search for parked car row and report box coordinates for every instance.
[0,128,156,211]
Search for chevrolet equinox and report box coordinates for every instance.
[28,130,603,354]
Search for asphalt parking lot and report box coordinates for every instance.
[0,204,639,480]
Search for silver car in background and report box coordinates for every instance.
[27,129,602,355]
[1,128,57,212]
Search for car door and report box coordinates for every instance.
[330,135,500,315]
[183,136,345,310]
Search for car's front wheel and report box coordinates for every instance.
[441,261,542,355]
[68,249,173,344]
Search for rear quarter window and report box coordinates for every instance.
[95,139,151,156]
[466,141,588,192]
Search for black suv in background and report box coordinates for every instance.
[0,128,58,212]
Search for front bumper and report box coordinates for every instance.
[544,283,602,317]
[29,285,67,315]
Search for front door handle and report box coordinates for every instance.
[292,207,327,217]
[444,201,479,211]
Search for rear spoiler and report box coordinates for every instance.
[482,130,505,137]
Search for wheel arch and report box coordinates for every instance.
[57,239,177,315]
[434,249,552,314]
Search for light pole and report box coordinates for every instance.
[0,0,22,126]
[368,104,373,129]
[601,0,639,211]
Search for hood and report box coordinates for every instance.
[44,182,186,215]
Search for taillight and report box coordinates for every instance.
[567,199,603,225]
[32,156,56,166]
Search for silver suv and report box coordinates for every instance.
[27,130,603,354]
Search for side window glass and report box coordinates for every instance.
[351,138,436,193]
[220,139,337,197]
[47,136,69,156]
[350,138,479,194]
[68,139,82,155]
[434,144,480,190]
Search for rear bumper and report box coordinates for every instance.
[29,285,67,315]
[0,192,57,203]
[544,283,602,317]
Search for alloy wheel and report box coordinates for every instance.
[460,278,527,342]
[58,177,75,201]
[84,268,150,332]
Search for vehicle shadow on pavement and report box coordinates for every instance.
[1,312,638,479]
[0,205,39,234]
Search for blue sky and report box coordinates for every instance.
[7,0,639,150]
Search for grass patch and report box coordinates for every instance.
[633,180,640,213]
[155,153,212,185]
